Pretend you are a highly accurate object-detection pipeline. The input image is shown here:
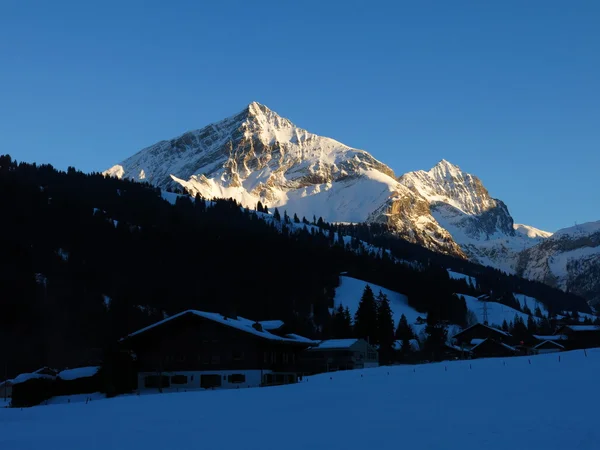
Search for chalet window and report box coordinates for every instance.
[232,350,244,361]
[211,355,220,364]
[171,375,188,385]
[228,374,245,383]
[200,374,222,389]
[144,375,170,388]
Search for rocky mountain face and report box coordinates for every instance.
[105,102,599,304]
[517,222,600,305]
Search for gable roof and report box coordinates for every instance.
[534,340,565,350]
[470,338,517,353]
[452,323,511,339]
[122,310,318,345]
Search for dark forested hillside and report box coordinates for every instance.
[0,155,591,378]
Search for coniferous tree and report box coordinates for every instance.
[293,213,300,224]
[331,305,353,338]
[526,315,538,335]
[534,305,544,319]
[283,210,290,224]
[256,201,264,213]
[302,216,309,225]
[401,338,413,357]
[395,313,413,341]
[376,291,395,363]
[501,319,509,332]
[273,208,281,221]
[263,205,269,214]
[423,314,448,362]
[354,285,378,345]
[343,307,353,334]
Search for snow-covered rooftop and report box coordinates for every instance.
[11,372,55,385]
[560,325,600,332]
[285,334,316,344]
[124,310,318,344]
[534,341,565,350]
[470,339,516,353]
[258,320,285,331]
[452,322,511,339]
[311,339,361,350]
[58,366,100,381]
[533,334,567,342]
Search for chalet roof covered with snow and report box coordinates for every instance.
[558,325,600,333]
[534,340,565,350]
[533,334,567,342]
[57,366,100,381]
[309,339,361,350]
[470,338,517,353]
[123,310,318,344]
[11,372,55,385]
[452,322,511,339]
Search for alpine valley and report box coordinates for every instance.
[105,102,600,305]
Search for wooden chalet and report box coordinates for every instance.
[451,323,512,347]
[553,325,600,350]
[532,340,565,354]
[300,339,379,374]
[120,310,318,392]
[470,339,517,358]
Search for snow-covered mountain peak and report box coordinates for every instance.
[428,159,463,180]
[514,224,553,239]
[552,221,600,240]
[399,160,495,216]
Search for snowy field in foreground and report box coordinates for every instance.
[1,349,599,450]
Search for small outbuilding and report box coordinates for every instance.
[301,339,379,374]
[533,340,565,354]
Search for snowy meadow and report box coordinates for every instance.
[1,349,598,450]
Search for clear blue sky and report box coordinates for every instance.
[1,0,598,232]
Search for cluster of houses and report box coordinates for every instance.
[443,323,600,360]
[3,308,600,403]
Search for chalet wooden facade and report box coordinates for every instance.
[470,339,517,358]
[120,310,317,392]
[554,325,600,350]
[452,323,512,346]
[300,339,379,374]
[450,323,516,358]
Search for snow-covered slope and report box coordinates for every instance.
[458,293,536,328]
[3,349,599,449]
[105,102,597,304]
[334,275,426,334]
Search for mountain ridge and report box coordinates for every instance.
[104,102,599,304]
